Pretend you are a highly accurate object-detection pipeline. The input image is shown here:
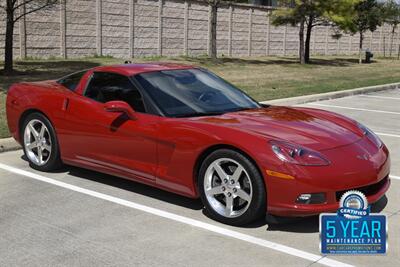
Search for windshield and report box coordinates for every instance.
[134,69,260,117]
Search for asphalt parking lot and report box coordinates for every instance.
[0,89,399,267]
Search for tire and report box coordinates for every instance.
[21,112,63,171]
[198,149,266,226]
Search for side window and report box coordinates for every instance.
[84,72,146,113]
[57,71,86,91]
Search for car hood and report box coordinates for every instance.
[188,106,363,151]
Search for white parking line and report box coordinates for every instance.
[0,162,352,267]
[309,103,400,115]
[390,175,400,180]
[376,132,400,138]
[360,95,400,100]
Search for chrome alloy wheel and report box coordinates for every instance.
[204,158,253,218]
[24,119,52,166]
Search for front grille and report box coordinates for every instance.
[335,176,388,202]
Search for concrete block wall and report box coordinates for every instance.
[187,1,208,56]
[65,0,97,57]
[0,7,21,58]
[102,0,130,57]
[24,4,61,57]
[251,9,268,56]
[216,5,229,56]
[135,0,159,56]
[0,0,399,59]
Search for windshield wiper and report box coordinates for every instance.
[173,111,226,118]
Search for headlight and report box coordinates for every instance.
[357,122,383,148]
[269,140,330,166]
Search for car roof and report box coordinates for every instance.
[92,62,196,76]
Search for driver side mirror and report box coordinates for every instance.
[104,101,136,120]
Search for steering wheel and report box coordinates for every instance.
[198,91,217,103]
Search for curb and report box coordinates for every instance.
[0,137,21,153]
[0,82,399,153]
[261,82,400,106]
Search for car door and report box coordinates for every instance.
[61,71,159,183]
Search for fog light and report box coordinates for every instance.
[296,193,326,204]
[297,194,311,202]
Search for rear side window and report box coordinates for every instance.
[57,71,86,91]
[84,72,146,113]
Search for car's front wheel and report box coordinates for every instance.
[22,112,63,171]
[198,149,266,226]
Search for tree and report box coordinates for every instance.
[382,0,400,57]
[208,0,248,60]
[1,0,59,75]
[336,0,383,63]
[272,0,358,64]
[272,1,310,63]
[208,0,220,60]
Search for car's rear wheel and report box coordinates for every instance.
[198,149,266,226]
[22,112,62,171]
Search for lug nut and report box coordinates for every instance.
[230,180,234,184]
[221,186,226,191]
[227,192,232,197]
[224,179,228,183]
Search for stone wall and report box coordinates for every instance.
[0,0,399,59]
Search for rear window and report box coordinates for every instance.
[57,71,86,91]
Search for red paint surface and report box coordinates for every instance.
[6,63,390,216]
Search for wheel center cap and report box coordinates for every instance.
[226,184,238,193]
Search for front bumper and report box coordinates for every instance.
[264,137,391,217]
[267,176,390,217]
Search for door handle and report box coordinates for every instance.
[62,98,70,111]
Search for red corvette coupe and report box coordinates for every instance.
[6,63,390,225]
